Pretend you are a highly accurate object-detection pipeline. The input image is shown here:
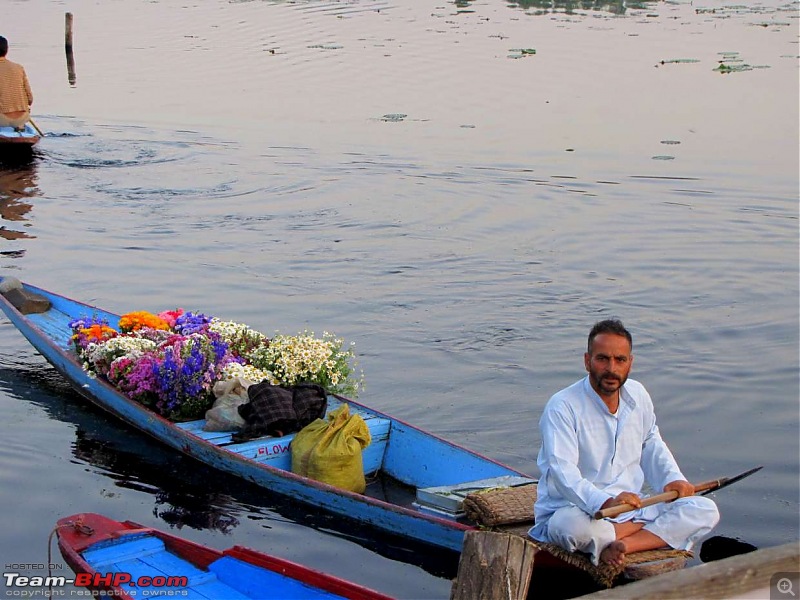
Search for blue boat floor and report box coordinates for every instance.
[82,534,344,599]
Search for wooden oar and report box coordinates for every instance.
[594,466,763,520]
[29,118,45,137]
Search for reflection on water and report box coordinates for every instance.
[71,429,241,535]
[0,153,39,246]
[699,535,758,562]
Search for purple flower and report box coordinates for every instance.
[76,309,261,421]
[174,312,212,335]
[108,354,159,403]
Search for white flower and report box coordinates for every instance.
[86,336,157,371]
[220,361,276,385]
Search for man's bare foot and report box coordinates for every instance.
[600,540,627,567]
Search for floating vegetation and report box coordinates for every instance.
[697,5,778,16]
[507,0,650,16]
[307,44,343,50]
[652,155,675,160]
[658,58,701,65]
[508,48,537,59]
[714,51,770,73]
[714,62,770,73]
[380,113,407,122]
[661,140,681,145]
[751,21,793,27]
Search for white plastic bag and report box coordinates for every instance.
[203,377,253,431]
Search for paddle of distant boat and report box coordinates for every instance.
[55,512,395,599]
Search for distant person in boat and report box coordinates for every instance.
[529,319,719,567]
[0,36,34,132]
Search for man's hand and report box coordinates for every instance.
[601,491,642,510]
[664,480,695,499]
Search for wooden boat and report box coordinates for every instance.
[56,512,394,599]
[0,277,534,552]
[0,123,41,147]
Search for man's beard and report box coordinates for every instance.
[595,373,625,394]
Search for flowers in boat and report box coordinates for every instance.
[219,359,275,385]
[157,309,184,328]
[86,335,158,376]
[69,315,117,350]
[174,311,213,335]
[249,331,362,398]
[208,319,268,360]
[68,311,363,421]
[118,311,170,333]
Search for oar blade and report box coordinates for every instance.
[700,466,763,495]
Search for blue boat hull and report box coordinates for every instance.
[0,279,533,552]
[0,123,40,147]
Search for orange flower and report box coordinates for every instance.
[118,311,170,333]
[82,323,117,342]
[71,323,118,347]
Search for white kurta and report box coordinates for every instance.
[528,376,719,564]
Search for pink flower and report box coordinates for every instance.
[157,308,185,328]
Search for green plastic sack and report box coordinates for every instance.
[291,404,372,493]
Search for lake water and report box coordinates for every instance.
[1,0,798,597]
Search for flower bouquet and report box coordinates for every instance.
[69,310,363,422]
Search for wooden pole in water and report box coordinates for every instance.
[65,12,76,86]
[451,530,537,600]
[65,13,73,49]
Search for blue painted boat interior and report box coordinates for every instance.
[81,533,345,599]
[23,288,121,350]
[176,394,512,490]
[176,397,393,476]
[0,123,38,138]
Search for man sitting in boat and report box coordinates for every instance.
[0,36,34,132]
[528,319,719,566]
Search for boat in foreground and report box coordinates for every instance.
[0,277,535,552]
[0,123,41,147]
[56,512,394,599]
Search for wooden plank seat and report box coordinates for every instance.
[177,397,392,475]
